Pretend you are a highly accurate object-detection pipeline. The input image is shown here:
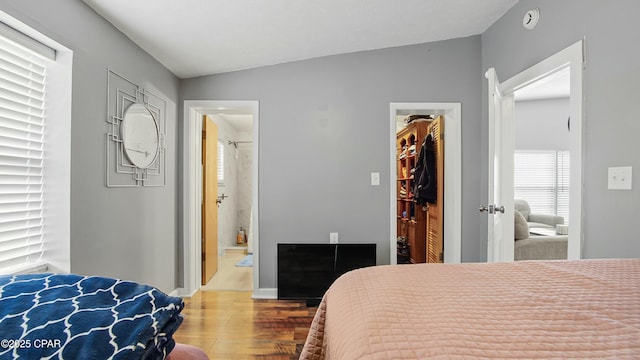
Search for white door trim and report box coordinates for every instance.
[489,40,584,260]
[181,100,260,297]
[389,103,462,264]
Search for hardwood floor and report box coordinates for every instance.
[201,249,252,291]
[173,291,317,359]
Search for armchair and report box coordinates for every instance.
[514,199,567,261]
[514,199,564,229]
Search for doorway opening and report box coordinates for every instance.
[485,40,583,262]
[182,100,260,298]
[200,112,254,291]
[513,67,571,261]
[389,103,462,265]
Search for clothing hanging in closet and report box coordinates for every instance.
[413,132,436,205]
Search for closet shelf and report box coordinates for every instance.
[397,217,419,225]
[397,154,416,161]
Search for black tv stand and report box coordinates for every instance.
[306,299,321,307]
[277,243,376,304]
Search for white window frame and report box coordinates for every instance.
[0,11,72,274]
[217,139,224,185]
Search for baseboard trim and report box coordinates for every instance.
[172,287,197,298]
[252,288,277,299]
[172,287,276,299]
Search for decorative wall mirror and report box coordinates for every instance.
[121,103,160,169]
[106,69,166,187]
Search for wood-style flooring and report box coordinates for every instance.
[201,249,253,291]
[173,291,317,359]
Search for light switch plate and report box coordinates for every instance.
[329,232,339,244]
[371,172,380,186]
[608,166,632,190]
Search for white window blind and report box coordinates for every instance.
[514,150,570,223]
[217,140,224,184]
[0,33,48,273]
[556,151,570,221]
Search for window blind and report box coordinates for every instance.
[514,150,570,223]
[0,21,55,61]
[0,33,48,273]
[217,140,224,183]
[556,151,570,221]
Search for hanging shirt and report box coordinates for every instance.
[413,133,436,205]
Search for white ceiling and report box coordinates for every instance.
[515,67,570,101]
[219,114,253,134]
[206,106,255,134]
[83,0,519,79]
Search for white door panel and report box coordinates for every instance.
[485,68,514,263]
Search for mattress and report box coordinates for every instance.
[301,259,640,359]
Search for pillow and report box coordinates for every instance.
[514,210,529,240]
[514,199,531,219]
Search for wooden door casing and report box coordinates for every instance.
[427,116,444,263]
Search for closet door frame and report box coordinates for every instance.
[389,103,462,264]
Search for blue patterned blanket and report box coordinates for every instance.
[0,273,184,360]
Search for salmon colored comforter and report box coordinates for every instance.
[301,259,640,359]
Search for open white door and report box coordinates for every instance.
[483,68,514,262]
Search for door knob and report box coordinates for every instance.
[479,205,505,214]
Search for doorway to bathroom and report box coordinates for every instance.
[182,100,260,297]
[200,110,254,291]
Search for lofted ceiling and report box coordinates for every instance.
[83,0,519,79]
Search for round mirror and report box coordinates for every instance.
[122,103,160,169]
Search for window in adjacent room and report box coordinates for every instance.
[0,14,72,274]
[217,140,224,184]
[514,150,570,222]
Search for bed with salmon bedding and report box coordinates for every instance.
[300,259,640,359]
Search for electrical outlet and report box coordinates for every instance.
[329,232,339,244]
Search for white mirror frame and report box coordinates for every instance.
[106,69,167,187]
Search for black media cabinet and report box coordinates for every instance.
[277,243,376,306]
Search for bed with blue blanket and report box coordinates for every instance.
[0,273,185,360]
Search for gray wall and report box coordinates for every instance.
[482,0,640,258]
[181,36,483,288]
[0,1,180,292]
[515,98,570,150]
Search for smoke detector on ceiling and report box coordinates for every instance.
[523,8,540,30]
